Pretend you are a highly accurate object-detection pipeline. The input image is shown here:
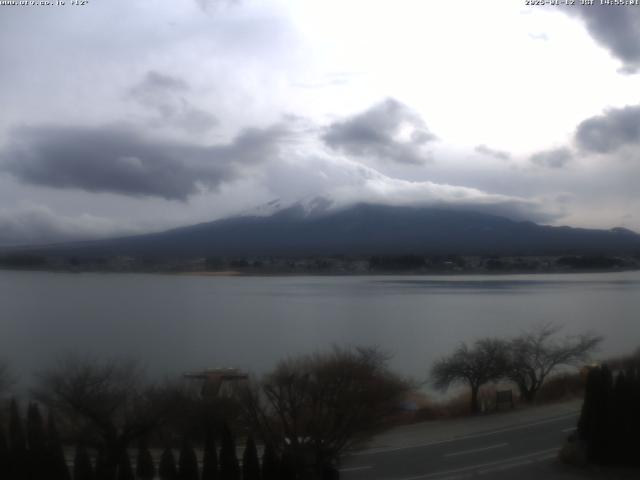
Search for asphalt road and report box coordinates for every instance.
[340,410,582,480]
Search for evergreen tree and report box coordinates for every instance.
[611,372,631,464]
[136,438,155,480]
[46,412,71,480]
[27,403,47,451]
[219,424,239,480]
[242,436,260,480]
[321,463,340,480]
[578,367,600,461]
[278,450,296,480]
[201,431,218,480]
[595,365,613,464]
[73,445,95,480]
[95,447,114,480]
[27,403,47,480]
[159,447,178,480]
[578,365,636,464]
[116,450,135,480]
[260,443,279,480]
[630,366,640,467]
[178,438,199,480]
[0,423,10,480]
[9,398,28,480]
[242,435,260,480]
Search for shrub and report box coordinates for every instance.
[159,448,178,480]
[73,445,94,480]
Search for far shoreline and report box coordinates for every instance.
[1,266,639,277]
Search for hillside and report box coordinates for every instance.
[7,203,640,260]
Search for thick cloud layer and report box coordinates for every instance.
[0,205,142,246]
[529,147,573,169]
[1,124,286,200]
[128,71,219,134]
[566,7,640,73]
[575,104,640,154]
[322,98,436,165]
[475,144,511,161]
[262,147,556,224]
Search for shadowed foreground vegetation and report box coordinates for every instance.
[559,349,640,468]
[0,327,620,479]
[0,347,409,480]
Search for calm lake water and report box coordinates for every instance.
[2,270,639,386]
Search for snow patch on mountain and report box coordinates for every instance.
[241,196,336,218]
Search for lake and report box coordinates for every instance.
[1,270,639,388]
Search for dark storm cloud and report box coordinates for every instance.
[322,98,437,165]
[575,104,640,154]
[529,147,573,169]
[565,7,640,73]
[128,71,218,134]
[1,124,287,201]
[0,205,141,247]
[474,144,511,161]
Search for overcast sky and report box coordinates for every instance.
[1,0,640,245]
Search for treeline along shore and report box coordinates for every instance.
[1,253,639,275]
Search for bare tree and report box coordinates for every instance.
[506,324,602,403]
[33,354,181,480]
[240,346,409,477]
[431,338,509,415]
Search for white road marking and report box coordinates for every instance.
[477,459,532,474]
[443,442,508,458]
[339,465,373,472]
[477,452,556,475]
[561,427,576,433]
[352,412,578,456]
[393,447,558,480]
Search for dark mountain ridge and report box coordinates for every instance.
[6,203,640,260]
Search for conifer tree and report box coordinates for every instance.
[578,365,615,464]
[219,424,239,480]
[73,445,95,480]
[201,431,219,480]
[321,462,340,480]
[630,366,640,467]
[611,372,630,464]
[178,438,199,480]
[278,450,296,480]
[260,443,279,480]
[95,447,114,480]
[136,438,156,480]
[9,398,28,480]
[595,365,613,463]
[576,358,640,466]
[578,366,603,462]
[27,403,47,480]
[116,450,135,480]
[27,403,46,450]
[46,412,71,480]
[0,423,10,479]
[242,436,260,480]
[159,447,178,480]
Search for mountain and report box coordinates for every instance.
[9,201,640,260]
